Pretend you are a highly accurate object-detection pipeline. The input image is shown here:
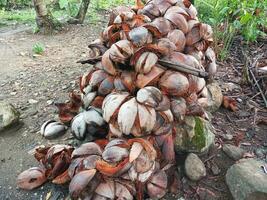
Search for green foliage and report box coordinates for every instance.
[0,8,35,23]
[91,0,131,10]
[59,0,79,17]
[196,0,267,60]
[32,43,45,54]
[54,0,131,20]
[0,8,66,24]
[0,0,7,8]
[85,0,132,24]
[0,0,134,25]
[0,0,32,9]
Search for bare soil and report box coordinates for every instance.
[0,23,104,200]
[0,22,266,200]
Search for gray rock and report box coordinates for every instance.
[210,162,221,175]
[221,82,241,92]
[226,158,267,200]
[185,153,206,181]
[28,99,38,104]
[205,82,223,113]
[223,144,245,160]
[254,148,267,158]
[222,134,233,141]
[46,100,54,105]
[0,101,20,131]
[174,116,215,154]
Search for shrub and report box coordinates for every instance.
[195,0,267,60]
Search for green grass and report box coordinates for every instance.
[91,0,132,10]
[0,8,35,23]
[0,8,68,24]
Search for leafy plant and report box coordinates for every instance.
[0,0,32,9]
[195,0,267,60]
[32,43,45,54]
[59,0,79,17]
[0,0,7,8]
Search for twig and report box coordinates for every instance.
[253,107,258,126]
[241,48,267,107]
[204,154,217,163]
[241,48,250,84]
[248,66,267,107]
[158,59,209,78]
[200,180,227,192]
[225,113,232,123]
[250,92,261,100]
[78,56,210,78]
[77,57,102,64]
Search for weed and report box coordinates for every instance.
[32,43,45,54]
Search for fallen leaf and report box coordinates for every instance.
[222,96,238,111]
[233,132,245,146]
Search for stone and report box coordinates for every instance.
[222,134,233,141]
[223,144,245,161]
[205,81,223,113]
[254,148,267,158]
[210,162,221,175]
[226,158,267,200]
[28,99,38,104]
[46,100,54,105]
[221,82,241,92]
[0,101,20,131]
[174,116,215,154]
[185,153,206,181]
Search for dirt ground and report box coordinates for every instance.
[0,23,104,199]
[0,22,266,200]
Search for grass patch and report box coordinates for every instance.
[0,8,35,23]
[91,0,133,10]
[0,8,69,25]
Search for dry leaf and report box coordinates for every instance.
[222,96,238,111]
[233,132,245,146]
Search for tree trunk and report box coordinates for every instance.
[33,0,61,34]
[74,0,91,24]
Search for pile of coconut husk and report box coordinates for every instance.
[16,0,222,199]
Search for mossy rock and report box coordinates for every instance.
[174,116,215,154]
